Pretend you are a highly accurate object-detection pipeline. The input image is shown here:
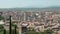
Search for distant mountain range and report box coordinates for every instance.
[0,6,60,11]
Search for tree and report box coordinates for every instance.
[44,29,53,34]
[26,30,37,34]
[0,15,4,20]
[26,28,53,34]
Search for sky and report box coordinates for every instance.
[0,0,60,8]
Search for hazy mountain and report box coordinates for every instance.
[0,6,60,12]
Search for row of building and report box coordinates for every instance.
[0,11,60,34]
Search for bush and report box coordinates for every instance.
[26,29,53,34]
[44,29,53,34]
[0,16,4,20]
[26,30,37,34]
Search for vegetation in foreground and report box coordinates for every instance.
[26,29,53,34]
[0,24,18,34]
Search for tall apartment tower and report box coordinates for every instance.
[24,12,26,21]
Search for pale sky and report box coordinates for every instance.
[0,0,60,8]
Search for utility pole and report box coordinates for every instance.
[9,15,12,34]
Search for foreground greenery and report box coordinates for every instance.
[0,24,18,34]
[0,15,4,20]
[0,24,53,34]
[0,30,18,34]
[26,29,53,34]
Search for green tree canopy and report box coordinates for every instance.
[26,29,53,34]
[0,15,4,20]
